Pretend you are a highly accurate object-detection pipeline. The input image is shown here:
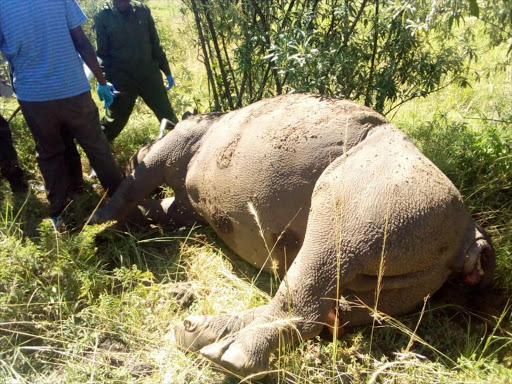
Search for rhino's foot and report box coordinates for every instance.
[198,310,306,379]
[175,306,267,352]
[175,314,244,352]
[200,336,269,380]
[86,208,110,225]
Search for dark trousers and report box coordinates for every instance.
[20,92,123,216]
[102,70,178,141]
[0,114,24,184]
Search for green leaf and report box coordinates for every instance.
[469,0,480,18]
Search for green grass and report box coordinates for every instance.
[0,1,511,383]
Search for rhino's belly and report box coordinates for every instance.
[184,124,342,272]
[185,155,313,273]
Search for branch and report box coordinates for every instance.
[250,0,283,94]
[463,117,512,124]
[254,62,272,102]
[365,0,379,107]
[343,0,368,48]
[385,76,462,117]
[200,0,234,109]
[221,33,240,104]
[189,0,220,110]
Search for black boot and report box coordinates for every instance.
[6,165,28,193]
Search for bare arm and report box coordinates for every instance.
[69,26,107,86]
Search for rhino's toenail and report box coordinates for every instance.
[184,319,197,332]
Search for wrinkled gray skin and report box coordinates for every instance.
[90,94,495,378]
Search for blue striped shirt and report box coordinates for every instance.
[0,0,91,102]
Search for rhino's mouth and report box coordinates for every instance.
[462,239,495,288]
[463,256,484,286]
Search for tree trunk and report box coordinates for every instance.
[189,0,220,111]
[200,0,235,109]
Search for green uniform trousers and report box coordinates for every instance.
[0,113,26,191]
[101,70,178,142]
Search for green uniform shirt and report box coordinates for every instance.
[94,1,171,87]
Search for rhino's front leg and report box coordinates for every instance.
[138,196,205,228]
[89,121,209,225]
[88,141,170,224]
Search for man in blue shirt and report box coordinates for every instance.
[0,0,123,221]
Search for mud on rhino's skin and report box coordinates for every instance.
[90,93,495,378]
[216,134,241,169]
[211,208,234,234]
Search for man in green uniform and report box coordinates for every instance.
[94,0,179,142]
[0,77,27,193]
[0,114,27,193]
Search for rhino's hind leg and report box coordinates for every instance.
[194,160,358,377]
[197,211,345,377]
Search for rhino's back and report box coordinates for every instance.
[185,93,388,273]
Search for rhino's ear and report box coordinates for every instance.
[181,108,198,120]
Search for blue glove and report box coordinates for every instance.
[96,83,116,109]
[166,74,174,90]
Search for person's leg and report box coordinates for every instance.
[59,92,123,196]
[0,114,27,192]
[100,87,138,141]
[61,127,84,194]
[139,70,179,126]
[19,100,70,216]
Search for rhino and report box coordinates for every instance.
[90,93,495,378]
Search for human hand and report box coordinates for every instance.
[96,83,117,109]
[166,74,174,90]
